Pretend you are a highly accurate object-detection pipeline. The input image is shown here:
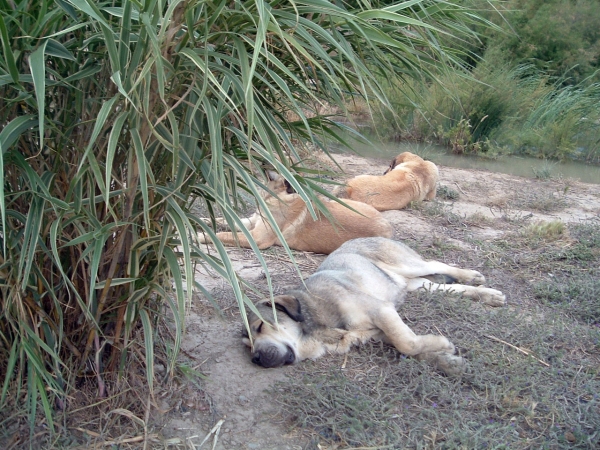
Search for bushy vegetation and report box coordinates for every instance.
[0,0,492,441]
[372,0,600,162]
[484,0,600,86]
[377,63,600,161]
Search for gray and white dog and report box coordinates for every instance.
[243,237,505,376]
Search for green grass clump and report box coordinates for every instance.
[409,199,461,224]
[437,185,460,200]
[514,191,569,213]
[533,221,600,325]
[523,220,567,241]
[532,161,560,180]
[534,276,600,325]
[377,63,600,162]
[543,243,597,263]
[570,222,600,248]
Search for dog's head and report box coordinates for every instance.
[383,152,421,174]
[265,171,296,196]
[242,295,305,368]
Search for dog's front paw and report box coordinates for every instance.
[440,338,456,355]
[468,271,486,286]
[477,288,506,307]
[417,351,466,377]
[433,353,466,377]
[420,335,455,355]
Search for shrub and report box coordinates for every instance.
[378,63,600,161]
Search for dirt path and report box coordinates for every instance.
[159,153,600,449]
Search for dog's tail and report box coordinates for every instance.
[424,274,458,284]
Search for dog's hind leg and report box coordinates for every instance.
[380,258,487,286]
[422,262,486,286]
[425,186,436,200]
[200,216,257,231]
[198,222,277,249]
[240,214,260,229]
[406,278,506,307]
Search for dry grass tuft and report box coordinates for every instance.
[436,185,460,201]
[512,189,569,213]
[523,220,568,241]
[466,212,494,226]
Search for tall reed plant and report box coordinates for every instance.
[505,78,600,161]
[378,62,600,160]
[0,0,488,436]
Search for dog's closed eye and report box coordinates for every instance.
[242,321,263,338]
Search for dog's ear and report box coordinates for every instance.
[384,156,397,175]
[284,180,296,194]
[272,295,304,322]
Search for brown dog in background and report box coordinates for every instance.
[334,152,438,211]
[198,172,392,254]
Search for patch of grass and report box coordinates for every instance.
[570,222,600,248]
[499,208,534,226]
[410,199,462,225]
[437,185,460,200]
[534,274,600,325]
[489,221,598,275]
[275,220,600,449]
[532,166,553,180]
[531,161,563,180]
[543,243,597,263]
[522,220,567,242]
[401,232,466,262]
[513,190,569,213]
[466,212,494,226]
[276,291,600,449]
[530,220,600,325]
[421,236,463,261]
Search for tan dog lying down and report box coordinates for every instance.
[243,237,506,376]
[335,151,438,211]
[199,172,392,254]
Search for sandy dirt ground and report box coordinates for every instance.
[158,153,600,449]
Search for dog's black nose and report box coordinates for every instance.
[252,349,275,367]
[251,346,284,368]
[285,346,295,365]
[252,346,296,368]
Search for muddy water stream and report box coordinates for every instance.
[330,136,600,184]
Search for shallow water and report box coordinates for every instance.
[330,138,600,185]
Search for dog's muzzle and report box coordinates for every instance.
[252,345,295,368]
